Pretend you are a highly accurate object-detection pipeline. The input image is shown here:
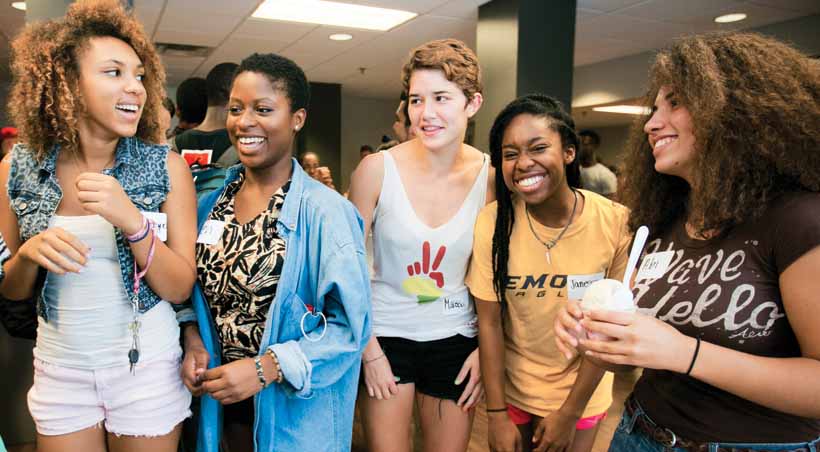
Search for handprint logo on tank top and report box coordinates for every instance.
[402,241,447,303]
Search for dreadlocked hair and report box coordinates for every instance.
[488,94,581,304]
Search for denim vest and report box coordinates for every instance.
[189,160,371,452]
[7,137,171,321]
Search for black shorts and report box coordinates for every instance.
[377,334,478,401]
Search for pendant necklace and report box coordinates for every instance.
[525,189,578,265]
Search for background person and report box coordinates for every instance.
[577,130,617,199]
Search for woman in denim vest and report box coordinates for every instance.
[0,1,197,451]
[554,33,820,451]
[178,53,370,452]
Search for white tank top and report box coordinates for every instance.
[371,151,488,341]
[35,214,179,369]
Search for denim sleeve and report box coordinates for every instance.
[271,241,371,398]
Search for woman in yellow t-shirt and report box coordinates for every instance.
[466,94,631,452]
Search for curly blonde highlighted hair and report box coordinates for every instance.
[619,32,820,236]
[8,0,166,161]
[401,39,482,101]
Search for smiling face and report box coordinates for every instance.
[407,69,481,152]
[501,114,575,206]
[226,71,305,172]
[76,36,146,141]
[644,86,697,183]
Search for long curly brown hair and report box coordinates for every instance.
[8,0,166,161]
[619,32,820,236]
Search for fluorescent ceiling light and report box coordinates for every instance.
[329,33,353,41]
[12,1,26,11]
[714,13,746,23]
[593,105,651,115]
[252,0,417,31]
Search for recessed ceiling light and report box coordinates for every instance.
[714,13,747,23]
[329,33,353,41]
[593,105,651,115]
[252,0,417,31]
[12,1,26,11]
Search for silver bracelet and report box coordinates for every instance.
[253,356,267,388]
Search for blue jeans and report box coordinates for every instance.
[608,400,819,452]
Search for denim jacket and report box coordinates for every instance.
[6,138,170,320]
[187,159,371,452]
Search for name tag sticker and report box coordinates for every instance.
[197,220,225,245]
[636,251,674,281]
[567,272,605,300]
[141,211,168,242]
[442,296,469,316]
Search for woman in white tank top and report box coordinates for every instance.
[349,39,494,452]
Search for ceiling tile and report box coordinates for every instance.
[583,13,697,47]
[154,29,227,47]
[232,18,318,39]
[577,0,650,13]
[429,1,479,20]
[161,0,260,17]
[747,0,820,14]
[617,0,747,25]
[156,11,243,38]
[346,0,449,14]
[280,25,383,66]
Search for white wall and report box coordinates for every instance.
[339,93,398,192]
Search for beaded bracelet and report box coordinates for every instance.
[253,356,267,388]
[266,348,284,384]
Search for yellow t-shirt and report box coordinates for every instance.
[466,190,631,418]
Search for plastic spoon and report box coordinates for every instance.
[622,225,649,287]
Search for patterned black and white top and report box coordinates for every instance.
[196,170,290,362]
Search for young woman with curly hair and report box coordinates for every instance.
[349,39,492,452]
[0,1,197,450]
[555,32,820,451]
[466,95,631,452]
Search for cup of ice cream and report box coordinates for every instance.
[579,278,635,341]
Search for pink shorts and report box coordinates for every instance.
[507,404,607,430]
[27,347,192,437]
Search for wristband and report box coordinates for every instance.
[126,216,150,243]
[685,337,701,376]
[486,407,507,413]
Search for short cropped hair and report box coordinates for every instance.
[205,62,238,106]
[235,53,310,112]
[401,39,482,100]
[176,77,207,123]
